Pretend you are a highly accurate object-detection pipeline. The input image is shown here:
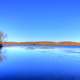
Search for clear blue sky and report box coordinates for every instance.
[0,0,80,42]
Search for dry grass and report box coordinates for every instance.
[0,41,80,46]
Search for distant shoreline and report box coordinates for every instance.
[0,41,80,46]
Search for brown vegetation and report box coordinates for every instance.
[0,41,80,46]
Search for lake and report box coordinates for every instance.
[0,46,80,80]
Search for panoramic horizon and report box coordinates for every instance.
[1,0,80,79]
[6,40,80,42]
[0,0,80,42]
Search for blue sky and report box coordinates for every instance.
[0,0,80,42]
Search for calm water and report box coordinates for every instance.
[0,46,80,80]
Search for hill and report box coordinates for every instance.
[0,41,80,46]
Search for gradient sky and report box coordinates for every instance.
[0,0,80,42]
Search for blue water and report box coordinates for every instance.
[0,46,80,80]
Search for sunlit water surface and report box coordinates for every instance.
[0,46,80,79]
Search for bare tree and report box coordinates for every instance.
[0,31,7,62]
[0,31,7,42]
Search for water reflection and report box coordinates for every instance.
[0,49,6,62]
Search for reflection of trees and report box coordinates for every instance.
[0,54,5,62]
[0,50,6,62]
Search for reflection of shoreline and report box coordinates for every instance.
[65,49,80,53]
